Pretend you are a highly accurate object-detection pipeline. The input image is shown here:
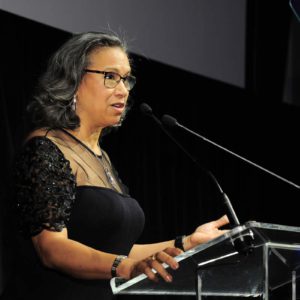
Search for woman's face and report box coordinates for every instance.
[76,46,131,131]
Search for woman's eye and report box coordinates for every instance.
[104,72,116,80]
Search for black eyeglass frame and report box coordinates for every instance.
[84,69,136,91]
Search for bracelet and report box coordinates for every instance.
[111,255,127,278]
[174,235,186,251]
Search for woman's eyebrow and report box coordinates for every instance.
[103,67,131,75]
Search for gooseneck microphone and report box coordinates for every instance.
[140,103,254,255]
[161,114,300,190]
[140,103,240,226]
[139,102,153,116]
[140,103,205,170]
[140,103,217,176]
[161,114,177,128]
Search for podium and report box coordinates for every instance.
[111,221,300,299]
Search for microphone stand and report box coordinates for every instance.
[140,103,254,255]
[162,115,300,190]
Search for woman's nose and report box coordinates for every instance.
[115,80,129,96]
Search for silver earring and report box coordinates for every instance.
[71,96,77,111]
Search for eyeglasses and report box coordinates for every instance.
[84,69,136,91]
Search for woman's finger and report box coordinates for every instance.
[155,250,179,270]
[215,215,229,227]
[163,247,183,257]
[132,260,158,282]
[146,257,173,282]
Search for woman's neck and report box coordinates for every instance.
[66,126,103,155]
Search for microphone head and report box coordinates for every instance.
[161,114,178,128]
[140,103,153,116]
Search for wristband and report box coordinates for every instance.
[174,235,186,251]
[111,255,127,278]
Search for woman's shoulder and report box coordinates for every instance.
[25,128,60,142]
[18,128,67,164]
[15,129,75,184]
[21,129,55,152]
[24,128,69,148]
[26,128,48,140]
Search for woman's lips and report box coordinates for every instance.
[111,103,125,113]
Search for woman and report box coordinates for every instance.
[12,32,229,300]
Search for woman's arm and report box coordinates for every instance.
[129,215,229,260]
[32,228,179,282]
[32,228,117,279]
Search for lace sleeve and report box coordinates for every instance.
[14,137,76,237]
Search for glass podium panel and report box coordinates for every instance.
[111,221,300,299]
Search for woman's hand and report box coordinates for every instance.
[117,247,182,282]
[116,216,229,281]
[184,215,229,250]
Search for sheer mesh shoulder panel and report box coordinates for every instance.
[45,130,127,194]
[14,137,76,237]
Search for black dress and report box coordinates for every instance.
[11,133,145,300]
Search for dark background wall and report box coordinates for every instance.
[1,0,300,299]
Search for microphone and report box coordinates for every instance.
[140,103,203,169]
[140,103,254,255]
[161,114,300,190]
[140,103,162,126]
[161,114,178,128]
[140,102,153,116]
